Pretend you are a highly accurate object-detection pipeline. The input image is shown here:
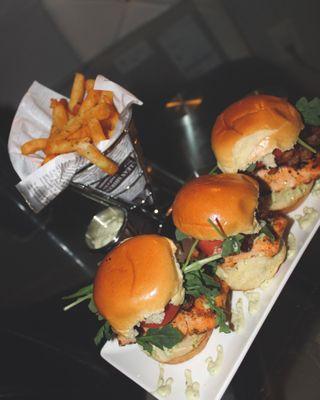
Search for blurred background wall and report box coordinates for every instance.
[1,0,320,110]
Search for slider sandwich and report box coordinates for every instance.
[172,174,288,290]
[72,234,231,364]
[211,95,320,212]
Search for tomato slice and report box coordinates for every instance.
[273,148,283,158]
[198,240,223,256]
[142,303,180,329]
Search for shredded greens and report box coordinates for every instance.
[63,283,113,346]
[175,228,189,242]
[184,270,221,298]
[136,325,183,354]
[205,296,231,333]
[296,97,320,126]
[221,234,244,257]
[246,163,257,173]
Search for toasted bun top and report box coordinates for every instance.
[211,95,303,173]
[93,235,184,338]
[172,174,259,240]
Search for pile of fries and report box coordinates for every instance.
[21,73,119,175]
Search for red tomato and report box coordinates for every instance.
[142,303,180,329]
[273,148,283,158]
[198,240,223,256]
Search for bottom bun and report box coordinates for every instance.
[269,182,313,212]
[216,243,287,291]
[149,331,212,364]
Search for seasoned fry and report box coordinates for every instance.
[75,141,118,175]
[67,126,91,140]
[100,90,113,105]
[51,99,68,129]
[82,103,112,122]
[69,73,85,112]
[88,118,106,144]
[64,116,82,133]
[45,137,91,155]
[85,79,95,92]
[21,138,48,155]
[79,90,100,115]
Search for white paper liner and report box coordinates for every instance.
[8,75,143,212]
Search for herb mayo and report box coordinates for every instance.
[185,369,200,400]
[206,345,224,375]
[232,298,245,332]
[155,366,173,397]
[245,291,260,315]
[287,233,297,259]
[295,207,319,230]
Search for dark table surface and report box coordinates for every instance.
[1,69,320,400]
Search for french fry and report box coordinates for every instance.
[67,126,91,140]
[69,73,85,112]
[88,118,106,144]
[64,116,82,133]
[82,103,112,122]
[21,138,48,155]
[100,90,114,105]
[100,111,119,138]
[75,141,118,175]
[45,137,91,155]
[78,90,100,115]
[51,99,68,129]
[85,79,95,93]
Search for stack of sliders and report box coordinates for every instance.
[64,173,289,360]
[172,173,288,291]
[211,94,320,212]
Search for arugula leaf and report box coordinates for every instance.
[183,254,222,273]
[208,165,219,175]
[246,163,257,173]
[94,321,113,346]
[63,284,113,345]
[296,97,320,126]
[175,228,189,242]
[297,137,317,154]
[221,234,244,257]
[88,297,98,314]
[184,271,220,298]
[62,284,93,300]
[182,239,199,270]
[259,222,275,242]
[205,296,230,333]
[207,218,226,239]
[136,325,183,354]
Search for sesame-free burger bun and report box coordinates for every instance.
[211,95,303,173]
[172,174,259,240]
[93,235,184,338]
[216,242,287,290]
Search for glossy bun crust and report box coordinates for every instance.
[172,174,259,240]
[93,235,183,338]
[211,95,303,173]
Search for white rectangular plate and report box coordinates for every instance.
[101,190,320,400]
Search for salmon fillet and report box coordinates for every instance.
[172,281,229,336]
[221,215,288,269]
[256,154,320,192]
